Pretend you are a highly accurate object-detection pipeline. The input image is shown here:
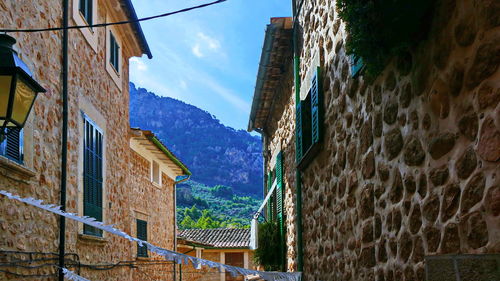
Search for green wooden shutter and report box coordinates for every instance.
[83,117,103,236]
[266,171,272,219]
[311,66,322,145]
[295,102,303,163]
[137,219,148,257]
[276,151,285,269]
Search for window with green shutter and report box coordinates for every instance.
[296,66,323,169]
[275,151,286,270]
[83,114,103,237]
[137,219,148,257]
[79,0,93,26]
[0,128,23,164]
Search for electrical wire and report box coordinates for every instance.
[0,0,227,33]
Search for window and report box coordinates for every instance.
[79,0,93,25]
[109,31,120,72]
[0,128,23,164]
[350,55,364,78]
[136,219,148,257]
[296,66,323,169]
[83,115,103,236]
[265,151,286,270]
[151,160,160,185]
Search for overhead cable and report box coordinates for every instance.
[0,0,227,33]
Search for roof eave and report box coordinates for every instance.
[123,0,153,59]
[147,135,192,176]
[247,23,277,132]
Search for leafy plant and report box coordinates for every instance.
[336,0,434,77]
[253,221,281,271]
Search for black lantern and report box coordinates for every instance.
[0,34,45,141]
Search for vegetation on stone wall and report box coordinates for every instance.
[336,0,434,77]
[253,221,281,271]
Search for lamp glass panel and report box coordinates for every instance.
[0,75,13,117]
[11,79,36,126]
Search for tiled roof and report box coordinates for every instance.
[178,228,250,248]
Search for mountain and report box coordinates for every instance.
[129,82,263,197]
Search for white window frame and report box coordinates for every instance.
[77,97,107,238]
[72,0,98,52]
[105,24,123,90]
[151,160,161,186]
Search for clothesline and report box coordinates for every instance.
[0,190,301,281]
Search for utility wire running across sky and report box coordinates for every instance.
[0,0,227,33]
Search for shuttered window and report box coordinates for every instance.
[109,31,120,72]
[137,219,148,257]
[79,0,93,25]
[0,128,23,164]
[83,115,103,237]
[296,66,323,169]
[275,151,286,270]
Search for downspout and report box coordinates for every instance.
[179,246,196,281]
[174,175,191,281]
[58,0,69,280]
[292,0,304,273]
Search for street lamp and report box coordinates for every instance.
[0,34,45,142]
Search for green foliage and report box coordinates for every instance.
[253,221,281,271]
[209,185,233,198]
[336,0,434,77]
[176,181,260,229]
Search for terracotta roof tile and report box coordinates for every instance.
[178,228,250,248]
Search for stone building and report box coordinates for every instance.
[249,1,500,281]
[0,0,188,280]
[177,228,256,281]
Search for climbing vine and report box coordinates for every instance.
[336,0,434,77]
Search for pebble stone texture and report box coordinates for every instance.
[0,0,174,280]
[262,0,500,280]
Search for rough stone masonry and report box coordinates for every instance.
[261,0,500,280]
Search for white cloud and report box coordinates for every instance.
[197,32,220,50]
[130,57,148,71]
[191,44,203,57]
[191,32,222,58]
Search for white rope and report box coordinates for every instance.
[254,178,277,219]
[62,268,90,281]
[0,190,301,281]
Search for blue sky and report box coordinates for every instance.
[129,0,291,131]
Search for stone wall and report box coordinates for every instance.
[0,0,172,280]
[263,0,500,280]
[179,249,256,281]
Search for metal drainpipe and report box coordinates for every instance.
[174,175,191,281]
[58,0,69,280]
[179,246,195,281]
[292,0,304,273]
